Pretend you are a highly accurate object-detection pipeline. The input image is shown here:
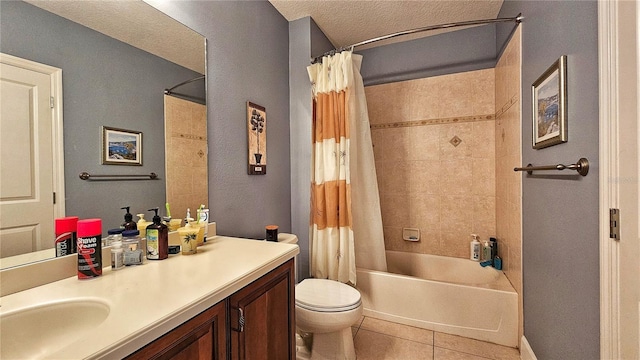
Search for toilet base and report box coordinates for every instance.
[296,331,312,360]
[296,328,356,360]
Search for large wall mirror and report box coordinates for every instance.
[0,0,207,269]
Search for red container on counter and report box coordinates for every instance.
[54,216,78,257]
[77,218,102,279]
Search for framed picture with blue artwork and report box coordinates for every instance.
[532,55,567,149]
[101,126,142,165]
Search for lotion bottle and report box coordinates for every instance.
[470,234,481,261]
[146,207,168,260]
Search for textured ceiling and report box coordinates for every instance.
[269,0,504,50]
[24,1,503,73]
[24,0,205,75]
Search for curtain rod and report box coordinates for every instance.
[164,75,205,95]
[311,13,523,64]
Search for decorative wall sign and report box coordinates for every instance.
[532,55,567,149]
[247,102,267,175]
[101,126,142,165]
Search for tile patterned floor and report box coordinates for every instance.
[352,316,520,360]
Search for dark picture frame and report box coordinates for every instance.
[247,102,267,175]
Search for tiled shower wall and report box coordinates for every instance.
[365,69,496,258]
[164,95,208,224]
[495,27,523,339]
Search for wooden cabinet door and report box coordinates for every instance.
[229,259,295,360]
[125,300,227,360]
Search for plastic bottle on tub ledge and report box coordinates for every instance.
[490,237,502,270]
[482,239,492,262]
[470,234,481,261]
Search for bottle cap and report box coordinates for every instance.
[122,229,140,237]
[55,216,79,234]
[108,228,123,235]
[77,218,102,237]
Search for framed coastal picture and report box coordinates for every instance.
[101,126,142,165]
[532,55,567,149]
[247,101,267,175]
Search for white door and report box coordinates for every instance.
[0,55,62,258]
[599,0,640,358]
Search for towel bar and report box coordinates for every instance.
[79,172,158,180]
[513,158,589,176]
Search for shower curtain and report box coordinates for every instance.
[307,51,387,285]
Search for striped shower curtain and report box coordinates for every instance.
[307,51,387,285]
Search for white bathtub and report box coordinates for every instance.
[356,251,518,347]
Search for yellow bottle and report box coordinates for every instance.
[136,213,151,232]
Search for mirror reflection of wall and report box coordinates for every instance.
[164,95,208,227]
[0,0,206,266]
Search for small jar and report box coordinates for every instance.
[122,229,144,266]
[111,240,124,270]
[105,228,123,247]
[266,225,278,242]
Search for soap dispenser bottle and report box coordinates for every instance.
[146,207,168,260]
[470,234,481,261]
[184,208,192,224]
[482,239,492,262]
[121,206,137,231]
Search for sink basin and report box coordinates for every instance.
[1,299,110,359]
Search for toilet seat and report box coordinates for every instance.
[295,279,361,312]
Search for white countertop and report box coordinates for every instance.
[0,236,299,359]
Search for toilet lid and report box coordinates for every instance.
[295,279,361,312]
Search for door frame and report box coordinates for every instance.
[0,53,65,219]
[598,0,639,357]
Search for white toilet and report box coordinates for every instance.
[295,278,363,360]
[276,233,362,359]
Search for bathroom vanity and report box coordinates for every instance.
[0,236,299,359]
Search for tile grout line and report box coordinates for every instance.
[433,331,518,360]
[432,330,435,359]
[356,328,435,347]
[433,345,494,360]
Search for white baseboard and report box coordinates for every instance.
[520,336,537,360]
